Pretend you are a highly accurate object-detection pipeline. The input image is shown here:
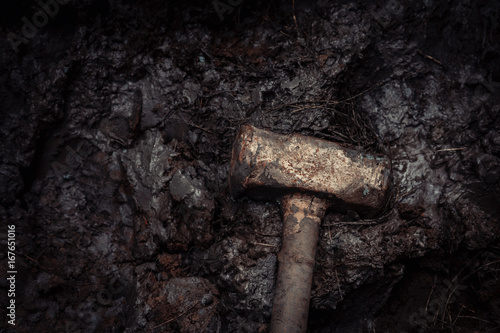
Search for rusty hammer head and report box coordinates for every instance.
[229,124,391,216]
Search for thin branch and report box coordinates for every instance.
[338,80,386,103]
[252,242,279,247]
[456,315,494,324]
[418,49,443,67]
[292,0,299,35]
[425,276,437,313]
[436,148,465,152]
[335,269,343,300]
[149,301,199,330]
[323,221,377,226]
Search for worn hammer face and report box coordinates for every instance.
[229,125,391,216]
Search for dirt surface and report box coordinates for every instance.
[1,0,499,332]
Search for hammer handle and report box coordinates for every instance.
[270,193,327,333]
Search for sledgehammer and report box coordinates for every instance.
[229,125,391,333]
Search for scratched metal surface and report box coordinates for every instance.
[230,124,391,215]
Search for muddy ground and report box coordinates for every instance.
[0,0,499,332]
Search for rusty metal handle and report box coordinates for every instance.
[270,193,327,333]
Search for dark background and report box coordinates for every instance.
[1,0,499,332]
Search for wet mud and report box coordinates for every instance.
[0,0,499,332]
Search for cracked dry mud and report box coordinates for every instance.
[0,0,499,332]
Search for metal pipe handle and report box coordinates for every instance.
[270,193,327,333]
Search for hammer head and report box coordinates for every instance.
[229,125,391,216]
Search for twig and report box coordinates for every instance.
[200,48,215,61]
[456,315,494,324]
[433,305,440,325]
[181,119,212,133]
[335,269,343,300]
[338,80,386,103]
[436,148,465,152]
[292,0,299,35]
[481,259,500,268]
[280,30,295,40]
[392,147,465,160]
[453,305,465,325]
[250,11,272,22]
[256,232,280,237]
[149,301,199,330]
[323,221,377,226]
[22,254,55,270]
[447,310,452,326]
[425,276,437,313]
[252,242,278,247]
[291,106,314,113]
[399,184,422,199]
[418,49,443,66]
[267,100,340,111]
[442,283,463,326]
[457,302,475,314]
[278,30,315,54]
